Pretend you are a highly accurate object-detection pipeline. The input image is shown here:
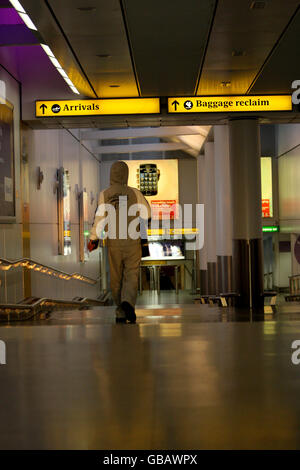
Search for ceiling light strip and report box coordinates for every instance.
[9,0,36,30]
[9,1,79,94]
[9,0,25,14]
[41,45,80,94]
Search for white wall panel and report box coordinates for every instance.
[277,124,300,231]
[0,64,22,303]
[277,124,300,156]
[27,138,197,300]
[28,128,101,300]
[62,130,80,225]
[29,129,60,225]
[277,124,300,280]
[99,159,197,208]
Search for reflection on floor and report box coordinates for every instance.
[136,289,196,305]
[1,303,300,449]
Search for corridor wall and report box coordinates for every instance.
[277,123,300,280]
[0,64,22,303]
[26,128,101,300]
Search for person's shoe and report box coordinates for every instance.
[121,301,136,324]
[115,306,126,323]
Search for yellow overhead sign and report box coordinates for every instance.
[147,228,199,236]
[168,95,292,113]
[36,98,160,117]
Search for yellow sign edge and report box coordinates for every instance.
[167,95,293,113]
[35,97,161,118]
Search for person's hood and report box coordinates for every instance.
[110,161,129,185]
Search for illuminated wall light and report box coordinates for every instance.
[49,56,62,68]
[57,68,68,79]
[9,1,37,30]
[262,226,279,233]
[40,44,80,95]
[9,0,25,13]
[41,44,55,58]
[18,12,37,30]
[9,5,81,97]
[64,77,74,87]
[70,85,80,94]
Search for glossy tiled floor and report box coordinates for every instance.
[1,302,300,449]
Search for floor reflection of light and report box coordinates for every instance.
[263,321,277,335]
[138,324,159,338]
[138,323,182,338]
[159,323,182,337]
[146,315,165,320]
[63,325,77,341]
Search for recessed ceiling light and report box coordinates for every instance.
[77,6,96,11]
[250,1,266,9]
[109,85,120,88]
[232,50,246,57]
[96,54,111,58]
[220,81,231,87]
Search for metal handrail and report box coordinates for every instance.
[0,294,110,322]
[0,298,47,322]
[0,257,99,285]
[289,274,300,295]
[264,271,273,290]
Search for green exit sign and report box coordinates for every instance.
[262,226,279,233]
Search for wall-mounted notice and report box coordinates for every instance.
[0,100,14,220]
[79,189,89,262]
[124,159,179,220]
[4,177,13,202]
[57,168,71,256]
[261,157,273,218]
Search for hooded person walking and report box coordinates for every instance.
[88,161,151,323]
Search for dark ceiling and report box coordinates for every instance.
[0,0,300,126]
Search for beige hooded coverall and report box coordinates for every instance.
[90,161,151,310]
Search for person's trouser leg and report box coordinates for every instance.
[121,242,142,308]
[107,246,123,307]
